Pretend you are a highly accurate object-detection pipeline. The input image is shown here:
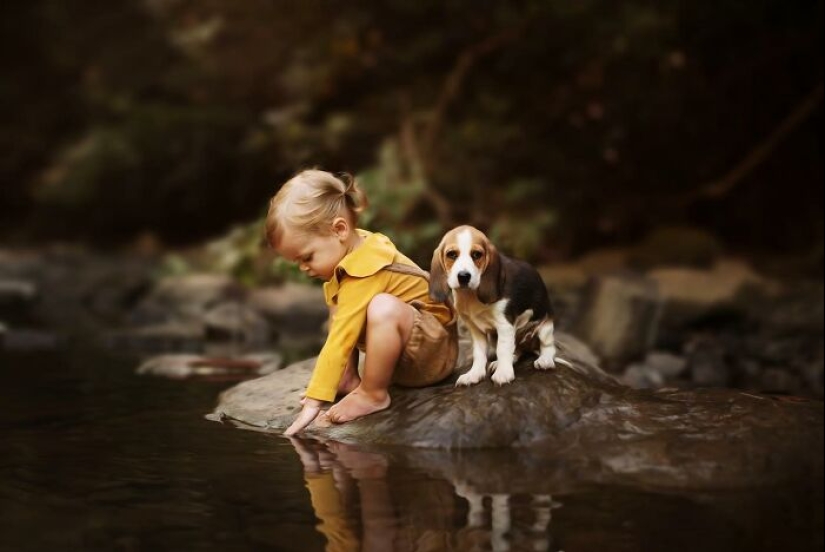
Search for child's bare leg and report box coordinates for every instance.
[338,349,361,395]
[301,350,359,405]
[325,294,414,424]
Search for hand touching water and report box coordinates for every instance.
[284,397,327,436]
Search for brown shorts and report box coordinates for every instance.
[357,301,458,388]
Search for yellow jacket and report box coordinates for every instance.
[305,230,453,402]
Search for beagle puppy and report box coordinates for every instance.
[430,225,570,386]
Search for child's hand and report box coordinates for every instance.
[284,398,326,436]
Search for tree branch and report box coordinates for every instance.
[692,82,824,202]
[423,26,524,157]
[391,28,524,227]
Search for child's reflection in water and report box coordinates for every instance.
[290,438,357,551]
[287,438,560,552]
[290,437,398,552]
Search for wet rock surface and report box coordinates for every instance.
[209,333,823,490]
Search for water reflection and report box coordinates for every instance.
[288,437,563,552]
[2,347,820,551]
[453,483,560,552]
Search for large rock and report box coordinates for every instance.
[207,333,823,489]
[629,226,724,269]
[106,320,206,352]
[620,350,688,389]
[130,273,242,325]
[648,259,780,328]
[0,247,156,333]
[572,273,663,367]
[0,280,38,308]
[203,301,272,345]
[0,327,63,351]
[247,283,328,334]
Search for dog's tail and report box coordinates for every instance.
[555,354,618,385]
[554,333,620,386]
[554,357,573,369]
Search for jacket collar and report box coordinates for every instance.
[334,230,396,279]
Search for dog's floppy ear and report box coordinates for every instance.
[429,244,451,303]
[477,244,504,304]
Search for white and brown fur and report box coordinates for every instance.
[430,225,571,386]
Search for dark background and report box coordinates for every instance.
[1,0,822,270]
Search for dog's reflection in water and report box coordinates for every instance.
[453,481,561,552]
[287,438,561,552]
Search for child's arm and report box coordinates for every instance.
[284,274,388,434]
[304,274,387,402]
[286,349,361,435]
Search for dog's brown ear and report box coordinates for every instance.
[429,246,451,303]
[477,245,504,304]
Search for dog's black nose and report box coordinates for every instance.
[457,271,471,286]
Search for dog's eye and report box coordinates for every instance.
[471,251,484,261]
[446,251,459,261]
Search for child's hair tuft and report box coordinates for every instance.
[265,169,368,247]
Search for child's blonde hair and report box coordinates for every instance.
[266,169,368,247]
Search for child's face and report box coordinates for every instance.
[276,226,348,281]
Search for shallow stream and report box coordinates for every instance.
[1,346,822,552]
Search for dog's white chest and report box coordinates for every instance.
[453,292,506,333]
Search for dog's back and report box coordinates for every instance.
[499,255,554,324]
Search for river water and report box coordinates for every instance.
[1,346,822,552]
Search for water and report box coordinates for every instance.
[1,347,822,552]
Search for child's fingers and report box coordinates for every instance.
[287,437,322,473]
[284,405,321,436]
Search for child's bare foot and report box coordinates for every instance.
[325,387,390,424]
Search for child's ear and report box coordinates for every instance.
[429,246,451,303]
[331,217,350,240]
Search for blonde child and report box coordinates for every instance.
[266,169,458,435]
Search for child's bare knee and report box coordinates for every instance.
[367,293,403,325]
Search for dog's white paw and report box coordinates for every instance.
[490,363,515,385]
[456,368,486,387]
[534,354,556,370]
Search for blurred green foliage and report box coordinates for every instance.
[156,218,308,286]
[356,139,444,262]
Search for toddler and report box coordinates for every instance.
[266,170,458,435]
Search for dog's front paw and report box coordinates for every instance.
[490,363,515,385]
[456,367,486,387]
[534,354,556,370]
